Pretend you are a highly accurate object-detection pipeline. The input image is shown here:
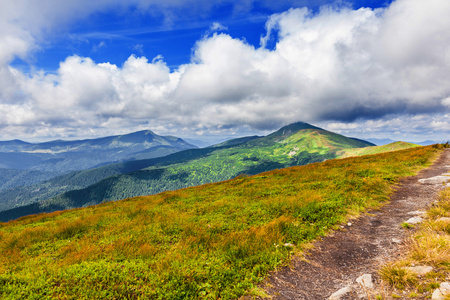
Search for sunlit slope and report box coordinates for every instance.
[0,145,443,299]
[0,123,375,221]
[277,129,374,155]
[338,141,421,158]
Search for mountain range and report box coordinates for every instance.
[0,130,197,194]
[366,138,442,146]
[0,130,196,173]
[0,121,406,222]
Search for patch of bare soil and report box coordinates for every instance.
[258,149,450,299]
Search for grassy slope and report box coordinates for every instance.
[0,127,375,221]
[338,141,420,158]
[0,145,444,299]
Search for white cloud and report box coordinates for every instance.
[92,41,106,52]
[322,113,450,142]
[1,0,450,141]
[442,97,450,107]
[210,22,228,32]
[133,44,144,54]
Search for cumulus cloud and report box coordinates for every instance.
[1,0,450,141]
[323,113,450,142]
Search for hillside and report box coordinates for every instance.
[0,146,226,214]
[0,130,196,211]
[0,130,196,173]
[0,145,444,299]
[0,122,376,221]
[0,169,56,191]
[338,141,420,158]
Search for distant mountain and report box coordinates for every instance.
[0,139,32,151]
[366,138,397,146]
[414,140,441,146]
[0,122,379,221]
[183,138,215,148]
[350,137,376,146]
[367,138,448,146]
[0,130,197,172]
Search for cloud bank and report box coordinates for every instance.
[1,0,450,141]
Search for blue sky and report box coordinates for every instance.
[1,0,450,143]
[13,0,393,72]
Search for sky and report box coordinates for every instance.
[1,0,450,144]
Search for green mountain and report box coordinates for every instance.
[0,122,376,222]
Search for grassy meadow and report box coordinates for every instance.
[0,145,445,299]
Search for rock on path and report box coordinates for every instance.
[432,282,450,300]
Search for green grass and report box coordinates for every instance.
[0,145,444,299]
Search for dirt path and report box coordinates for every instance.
[260,149,450,299]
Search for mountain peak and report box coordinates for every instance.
[119,130,156,138]
[138,130,157,136]
[270,122,322,138]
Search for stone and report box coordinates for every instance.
[440,282,450,294]
[433,289,445,300]
[419,175,450,185]
[329,286,352,300]
[405,216,423,225]
[407,210,426,215]
[432,282,450,300]
[392,238,402,243]
[356,274,373,289]
[406,265,433,276]
[437,217,450,223]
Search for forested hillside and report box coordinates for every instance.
[0,169,56,191]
